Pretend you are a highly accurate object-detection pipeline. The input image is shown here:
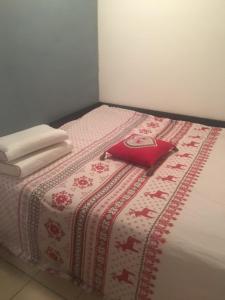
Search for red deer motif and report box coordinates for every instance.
[167,163,186,170]
[129,208,156,218]
[182,141,199,147]
[112,269,135,285]
[115,236,141,253]
[176,153,192,158]
[157,175,177,182]
[144,190,169,200]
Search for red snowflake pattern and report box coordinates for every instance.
[46,247,63,264]
[73,176,93,189]
[91,162,109,173]
[45,219,65,241]
[51,191,73,211]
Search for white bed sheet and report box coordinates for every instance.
[0,105,224,300]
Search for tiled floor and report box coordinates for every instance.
[0,248,103,300]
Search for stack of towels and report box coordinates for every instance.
[0,125,73,178]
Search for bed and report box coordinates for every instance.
[0,104,225,300]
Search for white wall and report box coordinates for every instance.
[98,0,225,120]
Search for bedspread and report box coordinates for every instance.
[1,105,225,300]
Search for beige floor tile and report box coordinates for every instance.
[78,291,103,300]
[13,280,65,300]
[34,271,82,300]
[0,247,38,277]
[0,259,30,299]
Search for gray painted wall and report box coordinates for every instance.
[0,0,98,135]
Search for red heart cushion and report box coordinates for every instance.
[107,134,176,167]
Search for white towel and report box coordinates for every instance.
[0,125,68,162]
[0,140,73,178]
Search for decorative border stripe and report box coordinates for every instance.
[93,170,149,292]
[92,120,190,293]
[71,117,177,281]
[18,111,142,255]
[70,164,134,276]
[157,120,177,140]
[136,127,221,300]
[170,122,192,145]
[25,113,148,262]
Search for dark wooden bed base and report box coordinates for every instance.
[50,101,225,128]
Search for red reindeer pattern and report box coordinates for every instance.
[129,208,156,218]
[144,190,169,200]
[115,236,141,253]
[182,141,199,147]
[167,163,186,170]
[157,175,177,182]
[112,269,135,285]
[176,153,192,158]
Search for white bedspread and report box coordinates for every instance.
[0,105,224,300]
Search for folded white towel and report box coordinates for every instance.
[0,125,68,162]
[0,140,73,178]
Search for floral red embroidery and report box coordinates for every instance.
[51,191,73,211]
[46,247,63,264]
[45,219,65,241]
[91,162,109,173]
[73,176,93,189]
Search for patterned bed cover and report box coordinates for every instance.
[0,105,225,300]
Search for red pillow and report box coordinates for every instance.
[102,134,176,168]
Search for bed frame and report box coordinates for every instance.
[50,102,225,128]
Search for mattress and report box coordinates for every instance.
[0,105,225,300]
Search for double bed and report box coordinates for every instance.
[0,104,225,300]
